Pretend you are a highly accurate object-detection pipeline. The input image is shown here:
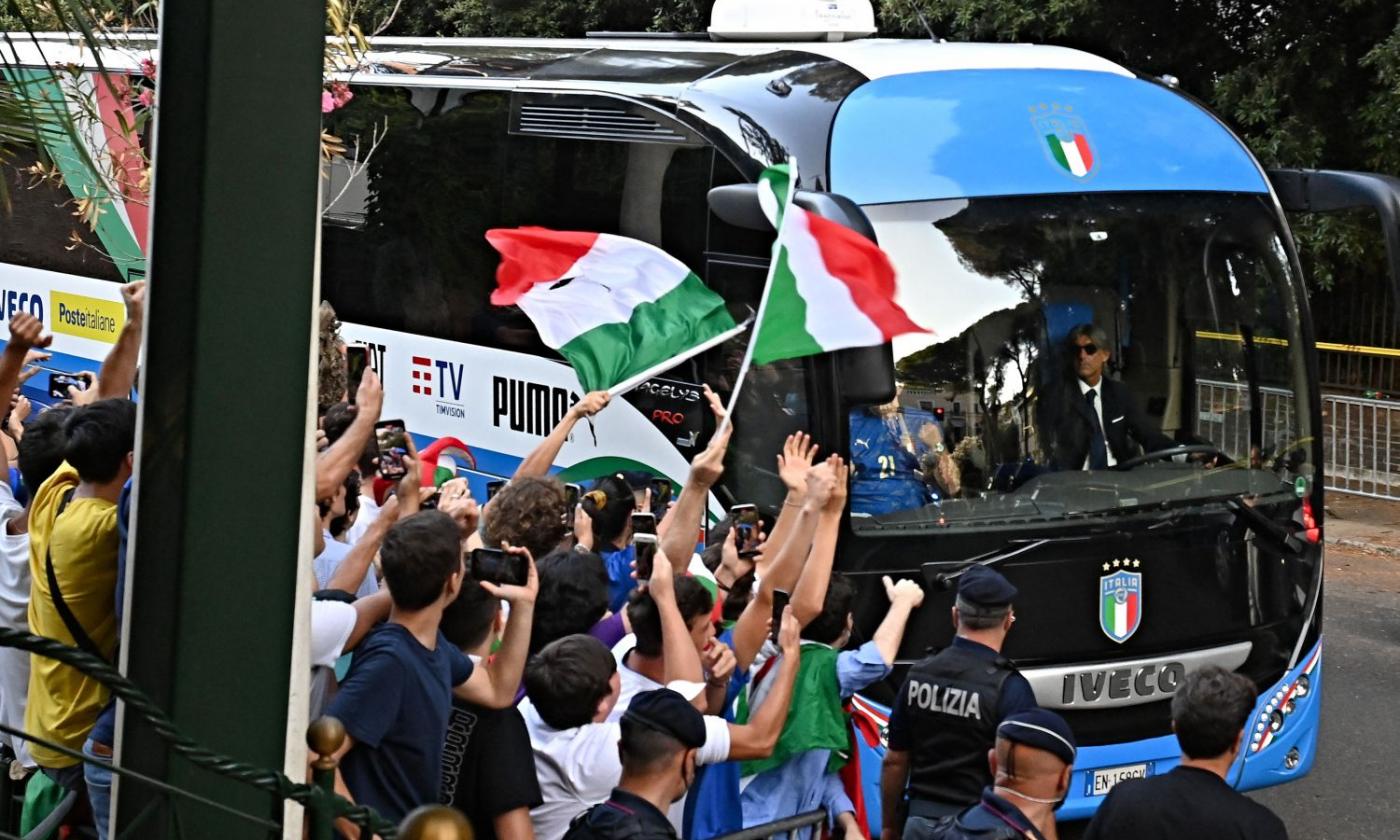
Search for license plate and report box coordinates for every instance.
[1086,762,1153,796]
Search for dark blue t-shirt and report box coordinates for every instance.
[327,622,474,823]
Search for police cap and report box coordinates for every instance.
[997,709,1077,765]
[957,565,1018,608]
[623,689,707,749]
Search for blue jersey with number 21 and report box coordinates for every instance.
[849,409,932,516]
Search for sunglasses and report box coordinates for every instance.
[1075,343,1099,356]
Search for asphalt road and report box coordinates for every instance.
[1061,543,1399,838]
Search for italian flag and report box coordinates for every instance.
[487,228,741,393]
[1047,133,1094,177]
[751,164,927,365]
[1103,589,1139,640]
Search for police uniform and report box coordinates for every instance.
[914,710,1078,840]
[562,690,706,840]
[887,567,1036,823]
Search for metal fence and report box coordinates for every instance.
[1195,379,1400,501]
[714,809,826,840]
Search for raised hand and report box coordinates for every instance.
[702,639,738,686]
[883,575,925,610]
[569,390,611,419]
[776,432,819,495]
[354,369,383,423]
[481,542,539,605]
[6,313,51,353]
[436,478,479,535]
[825,455,849,514]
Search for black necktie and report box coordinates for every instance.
[1086,388,1109,469]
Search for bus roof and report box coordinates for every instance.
[2,32,1133,86]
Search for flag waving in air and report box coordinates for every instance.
[750,163,927,365]
[486,228,743,393]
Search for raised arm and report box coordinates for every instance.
[791,457,847,627]
[325,502,399,593]
[0,314,51,408]
[648,547,704,693]
[872,575,925,667]
[95,281,145,399]
[315,371,383,500]
[753,432,819,580]
[725,606,801,760]
[512,390,609,480]
[455,543,538,709]
[659,385,729,572]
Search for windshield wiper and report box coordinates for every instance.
[925,534,1096,590]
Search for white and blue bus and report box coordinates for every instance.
[9,0,1400,821]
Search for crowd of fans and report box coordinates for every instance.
[0,299,1288,840]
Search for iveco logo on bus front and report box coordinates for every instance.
[410,355,467,419]
[0,288,43,322]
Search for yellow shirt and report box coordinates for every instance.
[24,463,118,768]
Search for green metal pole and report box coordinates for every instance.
[115,0,325,833]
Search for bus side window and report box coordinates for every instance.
[1,147,123,282]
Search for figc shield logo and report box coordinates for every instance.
[1100,569,1142,643]
[1032,104,1095,178]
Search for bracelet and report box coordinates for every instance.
[783,498,802,508]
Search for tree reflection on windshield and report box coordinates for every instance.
[853,192,1313,529]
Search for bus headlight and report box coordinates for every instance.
[1268,710,1284,733]
[1249,646,1321,755]
[1293,674,1310,698]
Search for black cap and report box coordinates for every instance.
[957,565,1018,607]
[998,709,1077,765]
[622,689,707,749]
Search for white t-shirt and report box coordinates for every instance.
[313,531,378,599]
[309,599,357,668]
[0,483,32,767]
[344,492,382,546]
[607,636,706,724]
[521,696,730,840]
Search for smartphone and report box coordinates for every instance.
[634,533,658,583]
[564,483,582,508]
[730,504,759,546]
[649,478,673,514]
[420,485,443,511]
[48,372,90,401]
[345,345,371,402]
[771,588,791,643]
[469,548,528,587]
[485,479,507,501]
[631,512,657,536]
[374,420,408,480]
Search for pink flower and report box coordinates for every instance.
[331,82,354,108]
[140,58,157,80]
[321,91,335,114]
[137,88,155,109]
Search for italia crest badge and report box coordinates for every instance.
[1032,103,1095,178]
[1099,559,1142,643]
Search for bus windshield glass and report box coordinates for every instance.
[852,191,1314,531]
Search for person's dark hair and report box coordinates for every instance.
[322,402,356,445]
[525,634,617,730]
[627,577,713,657]
[721,570,755,624]
[620,717,686,774]
[327,472,361,537]
[487,477,568,560]
[955,597,1011,631]
[802,572,858,645]
[63,399,136,484]
[531,549,610,655]
[701,517,734,573]
[1065,323,1109,351]
[441,579,500,652]
[583,474,634,547]
[18,406,74,500]
[380,511,463,611]
[1171,665,1257,759]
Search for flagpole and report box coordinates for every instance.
[715,159,797,438]
[606,318,753,399]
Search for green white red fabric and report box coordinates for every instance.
[487,227,739,393]
[750,164,927,365]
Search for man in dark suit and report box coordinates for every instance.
[1039,324,1174,471]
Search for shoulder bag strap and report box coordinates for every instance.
[44,490,108,660]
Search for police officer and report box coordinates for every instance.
[563,689,706,840]
[915,709,1077,840]
[880,565,1038,840]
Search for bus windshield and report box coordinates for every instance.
[851,191,1314,531]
